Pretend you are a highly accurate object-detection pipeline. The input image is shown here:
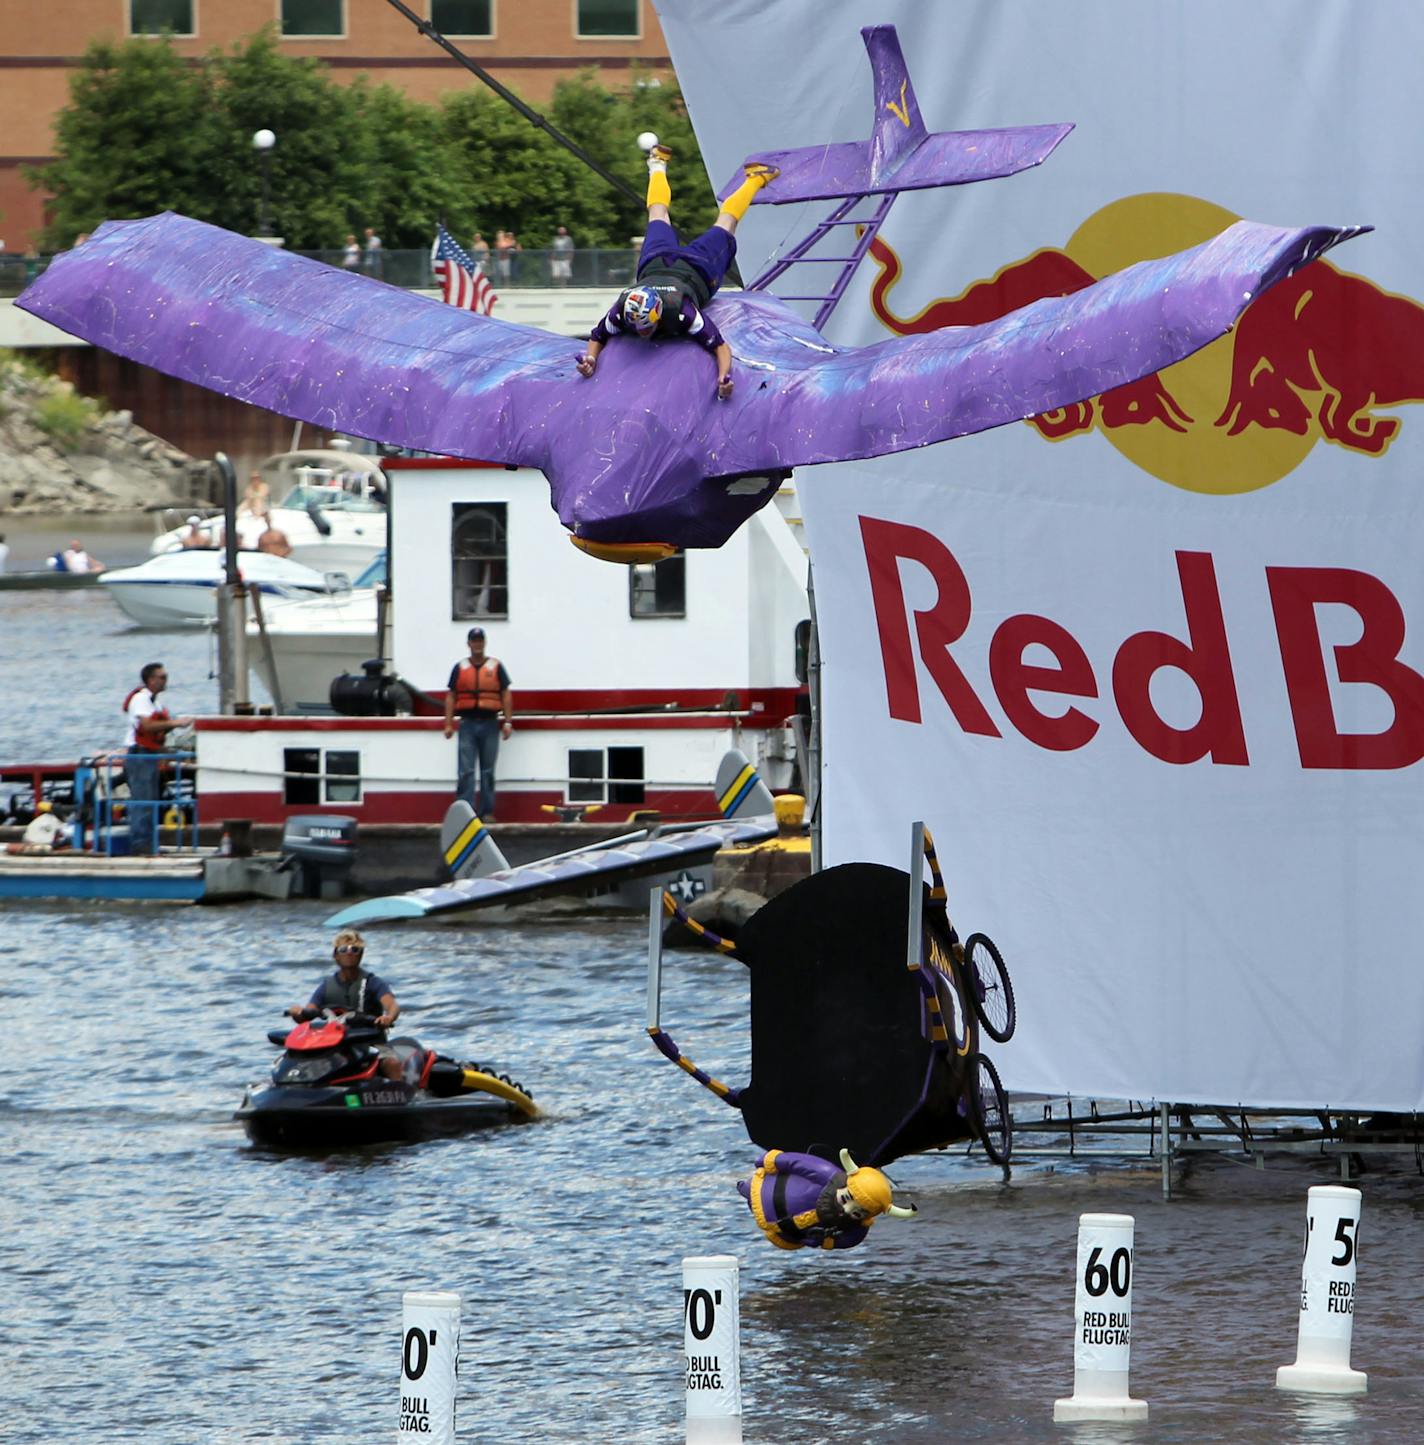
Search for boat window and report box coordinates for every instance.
[352,553,388,589]
[566,747,645,804]
[568,749,604,803]
[130,0,194,35]
[629,551,686,619]
[324,750,361,804]
[608,746,646,805]
[283,747,361,804]
[452,502,509,619]
[284,748,322,807]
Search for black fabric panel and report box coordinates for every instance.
[735,863,973,1166]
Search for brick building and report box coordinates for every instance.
[0,0,672,249]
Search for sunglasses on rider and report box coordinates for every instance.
[335,945,363,955]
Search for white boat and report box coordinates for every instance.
[247,554,391,712]
[100,550,336,628]
[152,447,388,575]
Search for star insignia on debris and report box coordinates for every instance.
[668,870,705,904]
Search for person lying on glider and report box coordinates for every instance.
[576,145,777,400]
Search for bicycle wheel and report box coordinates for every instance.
[966,1052,1012,1167]
[964,931,1016,1042]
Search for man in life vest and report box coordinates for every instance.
[575,143,778,400]
[122,662,192,855]
[737,1147,917,1252]
[442,627,514,820]
[287,929,403,1080]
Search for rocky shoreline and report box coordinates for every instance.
[0,356,204,515]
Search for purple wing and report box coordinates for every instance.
[15,213,575,468]
[700,220,1369,476]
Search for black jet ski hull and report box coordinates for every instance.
[236,1086,530,1147]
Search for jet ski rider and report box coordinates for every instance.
[287,929,403,1081]
[576,144,778,400]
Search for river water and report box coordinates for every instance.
[4,524,1424,1443]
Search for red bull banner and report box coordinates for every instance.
[659,0,1424,1108]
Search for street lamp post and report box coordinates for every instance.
[251,129,276,241]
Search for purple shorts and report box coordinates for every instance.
[637,219,736,295]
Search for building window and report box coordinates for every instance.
[432,0,492,35]
[576,0,639,38]
[629,550,685,618]
[451,502,509,619]
[325,749,361,803]
[282,0,344,37]
[567,746,645,804]
[131,0,195,35]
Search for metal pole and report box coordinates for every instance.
[376,465,392,662]
[259,151,271,237]
[1160,1101,1172,1200]
[646,885,664,1031]
[213,452,249,715]
[907,821,925,972]
[806,559,822,874]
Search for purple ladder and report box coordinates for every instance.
[745,191,898,332]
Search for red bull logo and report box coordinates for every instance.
[867,193,1424,494]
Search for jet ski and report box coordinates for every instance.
[236,1009,539,1147]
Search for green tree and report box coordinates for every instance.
[346,80,468,248]
[30,32,719,257]
[198,28,379,248]
[29,38,215,249]
[545,68,719,248]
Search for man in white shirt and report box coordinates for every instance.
[123,662,192,855]
[20,802,68,852]
[61,539,101,573]
[0,533,9,574]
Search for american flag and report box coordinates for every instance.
[431,224,498,315]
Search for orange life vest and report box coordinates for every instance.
[452,658,504,715]
[123,686,170,751]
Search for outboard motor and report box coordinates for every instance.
[329,659,413,717]
[280,814,358,899]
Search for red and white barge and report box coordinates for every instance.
[197,458,810,827]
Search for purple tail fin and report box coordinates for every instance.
[864,24,927,184]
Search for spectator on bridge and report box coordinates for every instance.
[493,230,521,285]
[341,234,361,270]
[550,226,575,285]
[470,232,490,268]
[363,227,383,278]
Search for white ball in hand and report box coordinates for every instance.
[636,132,659,152]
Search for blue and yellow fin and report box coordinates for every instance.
[440,800,509,881]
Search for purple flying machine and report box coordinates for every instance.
[17,26,1364,558]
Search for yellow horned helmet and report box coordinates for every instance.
[839,1149,917,1220]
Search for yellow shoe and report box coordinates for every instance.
[649,144,674,165]
[744,163,780,182]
